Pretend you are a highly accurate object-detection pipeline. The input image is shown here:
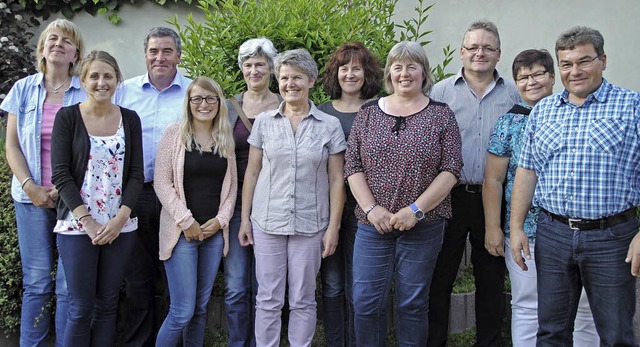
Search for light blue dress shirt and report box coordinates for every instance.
[430,68,521,184]
[114,72,192,182]
[0,73,86,202]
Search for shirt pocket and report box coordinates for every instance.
[533,120,563,155]
[588,118,625,154]
[263,125,288,152]
[18,103,38,127]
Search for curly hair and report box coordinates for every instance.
[322,42,382,100]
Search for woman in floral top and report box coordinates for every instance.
[483,49,597,346]
[344,41,462,346]
[51,51,143,347]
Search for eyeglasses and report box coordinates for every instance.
[558,56,599,72]
[189,96,220,104]
[462,46,498,54]
[516,70,548,84]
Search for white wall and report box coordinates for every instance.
[395,0,640,91]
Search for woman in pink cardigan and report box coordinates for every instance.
[153,76,237,346]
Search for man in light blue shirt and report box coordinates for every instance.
[114,26,192,347]
[511,26,640,346]
[428,20,520,347]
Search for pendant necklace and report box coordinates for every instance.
[47,76,70,94]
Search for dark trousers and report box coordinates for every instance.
[121,183,166,347]
[428,187,506,347]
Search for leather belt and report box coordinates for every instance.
[542,208,637,231]
[455,184,482,194]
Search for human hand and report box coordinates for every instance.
[389,206,418,232]
[485,226,505,257]
[81,217,102,241]
[93,214,127,245]
[367,205,394,234]
[47,188,58,204]
[510,228,530,271]
[183,221,204,242]
[201,218,221,239]
[625,232,640,276]
[238,218,254,246]
[322,227,339,258]
[24,182,55,208]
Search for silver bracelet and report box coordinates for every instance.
[364,203,378,216]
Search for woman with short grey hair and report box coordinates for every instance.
[226,36,282,347]
[239,48,346,346]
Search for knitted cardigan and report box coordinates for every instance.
[154,123,237,260]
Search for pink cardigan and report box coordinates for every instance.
[154,123,237,260]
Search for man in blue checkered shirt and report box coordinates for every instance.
[510,26,640,346]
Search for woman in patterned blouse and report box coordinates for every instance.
[483,49,598,347]
[344,41,462,346]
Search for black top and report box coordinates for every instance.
[51,103,144,220]
[183,149,227,224]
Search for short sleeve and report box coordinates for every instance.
[326,118,347,155]
[487,114,513,157]
[437,106,463,178]
[517,111,537,170]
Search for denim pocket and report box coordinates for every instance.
[608,216,639,238]
[589,118,626,154]
[19,103,37,127]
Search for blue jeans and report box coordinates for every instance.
[224,202,256,347]
[156,233,224,347]
[14,201,68,347]
[353,220,445,347]
[57,232,135,347]
[321,203,357,347]
[535,211,638,347]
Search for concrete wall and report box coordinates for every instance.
[395,0,640,92]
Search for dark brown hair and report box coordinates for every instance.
[322,42,382,100]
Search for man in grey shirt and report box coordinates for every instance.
[428,20,520,347]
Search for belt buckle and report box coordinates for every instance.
[567,218,581,230]
[464,184,477,193]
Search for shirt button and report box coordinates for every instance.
[570,171,574,177]
[572,148,577,153]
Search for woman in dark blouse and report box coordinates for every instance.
[317,41,382,347]
[344,41,462,346]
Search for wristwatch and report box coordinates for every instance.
[410,203,425,221]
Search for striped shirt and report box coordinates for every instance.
[430,68,521,184]
[518,79,640,219]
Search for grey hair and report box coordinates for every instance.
[144,27,182,53]
[462,20,501,49]
[383,41,434,95]
[555,26,605,58]
[273,48,318,80]
[237,37,278,70]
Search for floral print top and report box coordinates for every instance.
[54,122,138,235]
[344,98,463,224]
[487,102,538,242]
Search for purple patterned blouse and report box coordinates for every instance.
[344,98,463,224]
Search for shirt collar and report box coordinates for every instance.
[141,72,188,91]
[453,68,504,86]
[272,100,326,121]
[557,78,609,106]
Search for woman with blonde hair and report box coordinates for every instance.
[154,76,237,346]
[1,18,85,346]
[52,50,143,347]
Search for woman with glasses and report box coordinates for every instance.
[154,77,237,346]
[482,49,598,347]
[1,18,84,346]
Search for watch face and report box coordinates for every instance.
[415,210,425,220]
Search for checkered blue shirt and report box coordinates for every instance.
[518,79,640,219]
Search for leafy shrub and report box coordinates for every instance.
[0,145,21,337]
[170,0,454,104]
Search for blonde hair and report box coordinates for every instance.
[180,77,235,158]
[36,19,84,75]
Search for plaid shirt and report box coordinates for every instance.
[519,79,640,219]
